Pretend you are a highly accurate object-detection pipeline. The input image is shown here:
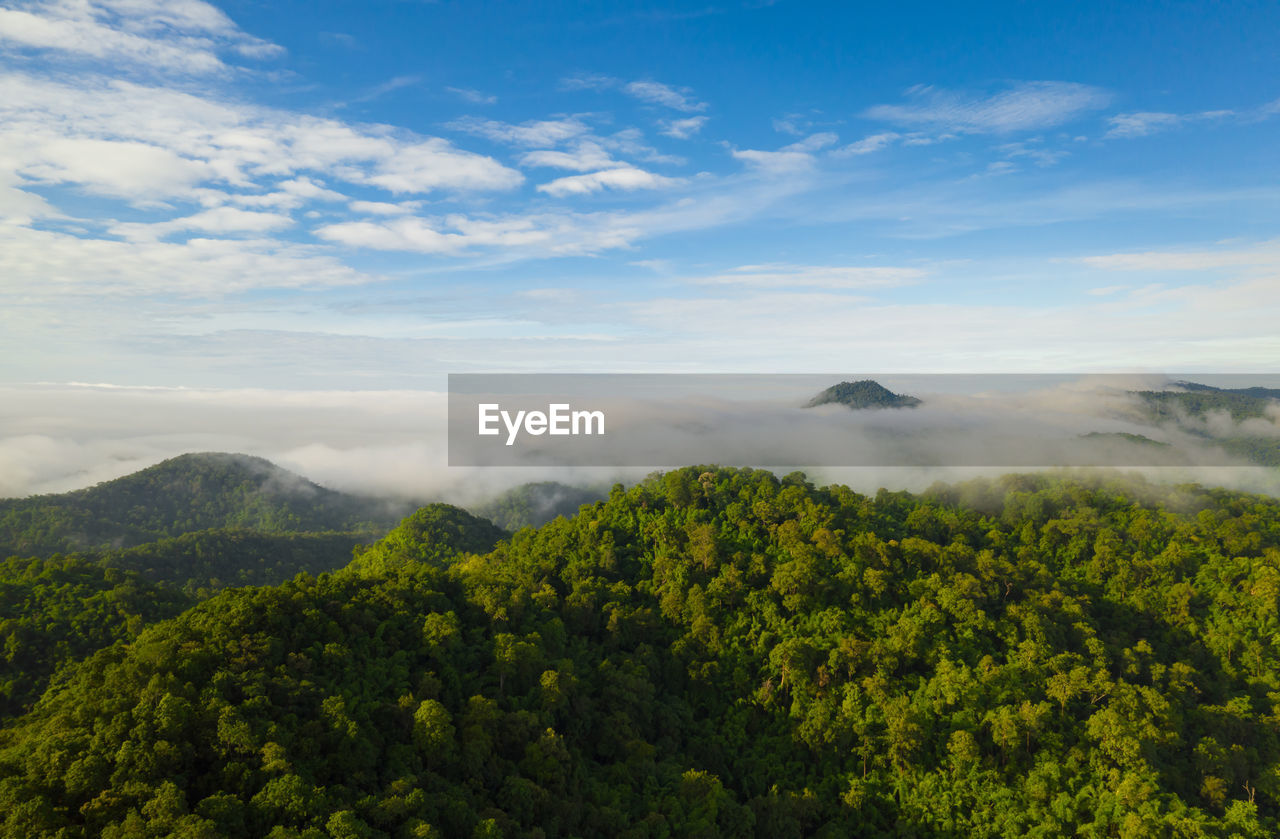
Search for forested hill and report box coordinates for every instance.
[0,453,408,557]
[0,503,504,725]
[804,380,922,410]
[4,467,1280,837]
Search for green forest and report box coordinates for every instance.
[3,462,1280,836]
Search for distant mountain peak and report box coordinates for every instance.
[804,379,922,410]
[132,452,325,497]
[0,452,407,557]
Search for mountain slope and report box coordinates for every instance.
[3,467,1279,836]
[0,556,192,718]
[98,528,380,597]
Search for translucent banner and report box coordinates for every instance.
[447,374,1280,467]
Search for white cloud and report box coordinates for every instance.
[315,217,466,254]
[0,171,55,224]
[362,138,524,192]
[772,116,805,136]
[730,133,837,174]
[0,72,523,204]
[537,167,680,197]
[624,80,707,112]
[1104,112,1183,139]
[214,177,346,210]
[730,147,811,174]
[316,210,638,255]
[1104,109,1237,140]
[660,116,708,139]
[559,73,617,92]
[447,115,592,146]
[687,263,927,289]
[597,128,683,165]
[177,206,294,233]
[519,140,618,171]
[0,0,282,74]
[111,206,295,240]
[0,222,376,296]
[355,74,420,101]
[1077,239,1280,271]
[317,213,600,254]
[995,140,1069,167]
[786,132,837,152]
[349,200,422,215]
[982,160,1018,177]
[834,132,901,156]
[865,81,1111,133]
[446,86,497,105]
[15,136,211,199]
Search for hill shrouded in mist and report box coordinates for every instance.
[1128,382,1280,466]
[0,452,408,558]
[3,466,1280,836]
[0,454,442,721]
[1134,382,1280,424]
[474,482,607,532]
[804,380,922,410]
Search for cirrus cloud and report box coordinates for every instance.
[536,167,681,197]
[0,0,283,74]
[865,81,1111,134]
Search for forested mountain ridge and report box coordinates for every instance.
[0,504,499,726]
[0,452,408,557]
[3,467,1280,837]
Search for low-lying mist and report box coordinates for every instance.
[3,381,1278,507]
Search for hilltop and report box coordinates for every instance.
[804,379,922,410]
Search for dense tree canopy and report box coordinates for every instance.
[2,466,1280,837]
[0,556,191,718]
[804,380,921,410]
[99,528,382,598]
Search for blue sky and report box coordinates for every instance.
[1,0,1279,492]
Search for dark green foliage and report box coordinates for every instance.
[1175,381,1280,400]
[804,380,921,410]
[100,528,380,597]
[475,482,606,532]
[0,453,406,557]
[3,467,1280,836]
[1079,431,1170,448]
[1216,437,1280,467]
[1134,385,1275,423]
[0,556,191,717]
